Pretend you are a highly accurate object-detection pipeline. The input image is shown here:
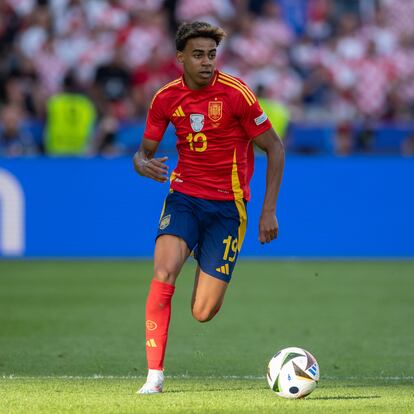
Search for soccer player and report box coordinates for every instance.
[133,21,285,394]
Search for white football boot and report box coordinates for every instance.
[137,369,164,394]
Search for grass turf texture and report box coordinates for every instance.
[0,260,413,413]
[1,378,413,414]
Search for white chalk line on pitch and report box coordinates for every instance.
[2,375,414,381]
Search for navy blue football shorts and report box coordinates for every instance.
[156,191,247,283]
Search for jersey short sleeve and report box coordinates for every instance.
[143,94,169,142]
[236,88,272,140]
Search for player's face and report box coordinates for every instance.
[177,37,217,90]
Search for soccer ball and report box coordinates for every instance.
[267,347,319,399]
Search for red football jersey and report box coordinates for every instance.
[143,70,272,201]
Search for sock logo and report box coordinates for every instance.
[146,339,157,347]
[146,320,158,331]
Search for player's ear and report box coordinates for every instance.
[176,51,184,64]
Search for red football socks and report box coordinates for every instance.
[145,279,175,370]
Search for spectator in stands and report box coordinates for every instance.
[0,104,38,157]
[33,34,68,98]
[302,64,332,121]
[18,2,52,59]
[91,47,133,155]
[355,122,375,153]
[90,114,123,156]
[333,121,353,156]
[353,40,394,120]
[174,0,236,24]
[44,72,96,155]
[93,47,131,118]
[0,0,21,56]
[256,84,290,139]
[118,9,170,70]
[0,68,40,118]
[253,1,293,49]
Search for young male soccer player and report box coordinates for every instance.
[133,21,285,394]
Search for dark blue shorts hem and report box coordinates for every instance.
[198,263,232,283]
[155,232,193,254]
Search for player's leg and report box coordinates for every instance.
[153,234,190,285]
[139,235,190,394]
[191,265,228,322]
[139,192,198,394]
[191,198,247,323]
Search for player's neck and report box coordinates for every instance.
[183,71,215,91]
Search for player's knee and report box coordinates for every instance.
[192,308,212,323]
[192,306,219,323]
[153,266,178,285]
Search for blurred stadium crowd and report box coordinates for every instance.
[1,0,414,157]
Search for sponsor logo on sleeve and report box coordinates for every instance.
[254,112,268,126]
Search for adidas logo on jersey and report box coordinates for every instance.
[172,106,185,117]
[216,263,230,275]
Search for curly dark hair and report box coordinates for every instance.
[175,21,227,51]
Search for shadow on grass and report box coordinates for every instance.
[164,384,269,393]
[311,396,381,401]
[166,387,258,394]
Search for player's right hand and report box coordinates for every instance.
[134,155,169,183]
[259,211,279,244]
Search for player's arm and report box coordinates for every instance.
[254,128,285,244]
[133,138,169,183]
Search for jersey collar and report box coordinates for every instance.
[181,70,219,91]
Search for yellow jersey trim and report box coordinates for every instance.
[150,78,181,108]
[217,77,255,106]
[159,198,167,222]
[218,73,256,105]
[231,149,247,251]
[235,198,247,252]
[219,72,256,102]
[231,149,244,200]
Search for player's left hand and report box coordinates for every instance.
[259,211,279,244]
[133,153,169,183]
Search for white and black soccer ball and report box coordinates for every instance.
[267,347,319,399]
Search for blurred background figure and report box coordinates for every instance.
[44,72,96,155]
[92,47,132,118]
[256,84,290,139]
[333,121,353,156]
[0,103,38,156]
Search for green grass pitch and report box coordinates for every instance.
[0,260,413,413]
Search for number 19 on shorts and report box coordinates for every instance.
[222,235,238,262]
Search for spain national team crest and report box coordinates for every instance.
[208,101,223,121]
[190,114,204,132]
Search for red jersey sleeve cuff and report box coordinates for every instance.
[143,134,163,142]
[249,122,272,140]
